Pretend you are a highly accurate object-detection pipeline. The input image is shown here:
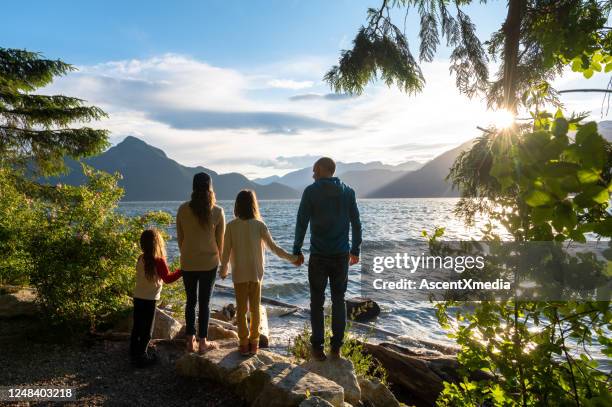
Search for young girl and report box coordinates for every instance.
[220,190,298,355]
[131,229,182,367]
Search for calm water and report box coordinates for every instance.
[118,198,491,344]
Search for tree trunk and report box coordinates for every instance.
[502,0,526,113]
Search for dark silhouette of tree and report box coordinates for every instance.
[0,48,108,176]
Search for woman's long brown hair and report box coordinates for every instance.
[234,189,260,220]
[189,175,216,227]
[140,229,167,281]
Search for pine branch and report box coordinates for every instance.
[0,48,74,92]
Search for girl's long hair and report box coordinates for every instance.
[234,189,260,220]
[140,229,167,281]
[189,174,216,227]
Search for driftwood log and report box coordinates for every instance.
[363,342,491,406]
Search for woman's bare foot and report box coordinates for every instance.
[186,335,197,353]
[198,338,219,354]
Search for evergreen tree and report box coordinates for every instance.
[328,2,612,405]
[0,48,108,176]
[325,0,612,113]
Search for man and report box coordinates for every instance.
[292,157,362,361]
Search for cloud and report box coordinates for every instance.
[42,54,610,178]
[257,154,321,169]
[267,79,314,89]
[289,93,355,101]
[148,109,349,134]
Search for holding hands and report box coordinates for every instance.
[292,253,304,267]
[218,264,229,280]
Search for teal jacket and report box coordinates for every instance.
[292,177,362,257]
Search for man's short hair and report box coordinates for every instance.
[315,157,336,175]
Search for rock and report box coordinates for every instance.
[363,342,490,405]
[346,298,380,322]
[300,358,361,406]
[208,323,239,341]
[357,376,400,407]
[177,345,285,383]
[176,343,345,407]
[299,396,335,407]
[114,307,182,339]
[211,303,236,322]
[242,362,345,407]
[210,317,239,331]
[0,287,38,318]
[152,308,182,339]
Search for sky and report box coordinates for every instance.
[3,0,610,178]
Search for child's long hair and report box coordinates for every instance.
[234,189,260,220]
[139,229,167,281]
[189,172,216,227]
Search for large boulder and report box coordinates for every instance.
[346,298,380,322]
[0,287,38,318]
[208,323,239,341]
[363,342,490,405]
[300,358,361,406]
[242,362,345,407]
[357,376,400,407]
[176,344,289,384]
[176,343,345,407]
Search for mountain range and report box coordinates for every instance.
[43,135,470,200]
[44,136,299,200]
[43,120,612,201]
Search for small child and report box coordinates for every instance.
[220,190,298,355]
[131,229,182,367]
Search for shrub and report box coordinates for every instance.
[0,168,42,285]
[27,165,172,330]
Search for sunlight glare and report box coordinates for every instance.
[488,109,516,129]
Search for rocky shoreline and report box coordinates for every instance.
[0,286,469,406]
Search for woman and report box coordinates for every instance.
[176,172,225,353]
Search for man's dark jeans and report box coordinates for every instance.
[308,253,349,351]
[183,268,217,339]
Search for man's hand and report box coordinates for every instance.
[349,254,359,266]
[293,253,305,266]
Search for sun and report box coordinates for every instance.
[487,109,516,129]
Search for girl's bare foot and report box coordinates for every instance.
[198,338,219,354]
[186,335,197,353]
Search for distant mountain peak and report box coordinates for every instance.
[113,136,168,159]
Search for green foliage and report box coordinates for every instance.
[1,164,173,330]
[0,48,109,175]
[436,115,612,405]
[0,168,41,285]
[288,313,388,384]
[325,8,425,95]
[328,1,612,110]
